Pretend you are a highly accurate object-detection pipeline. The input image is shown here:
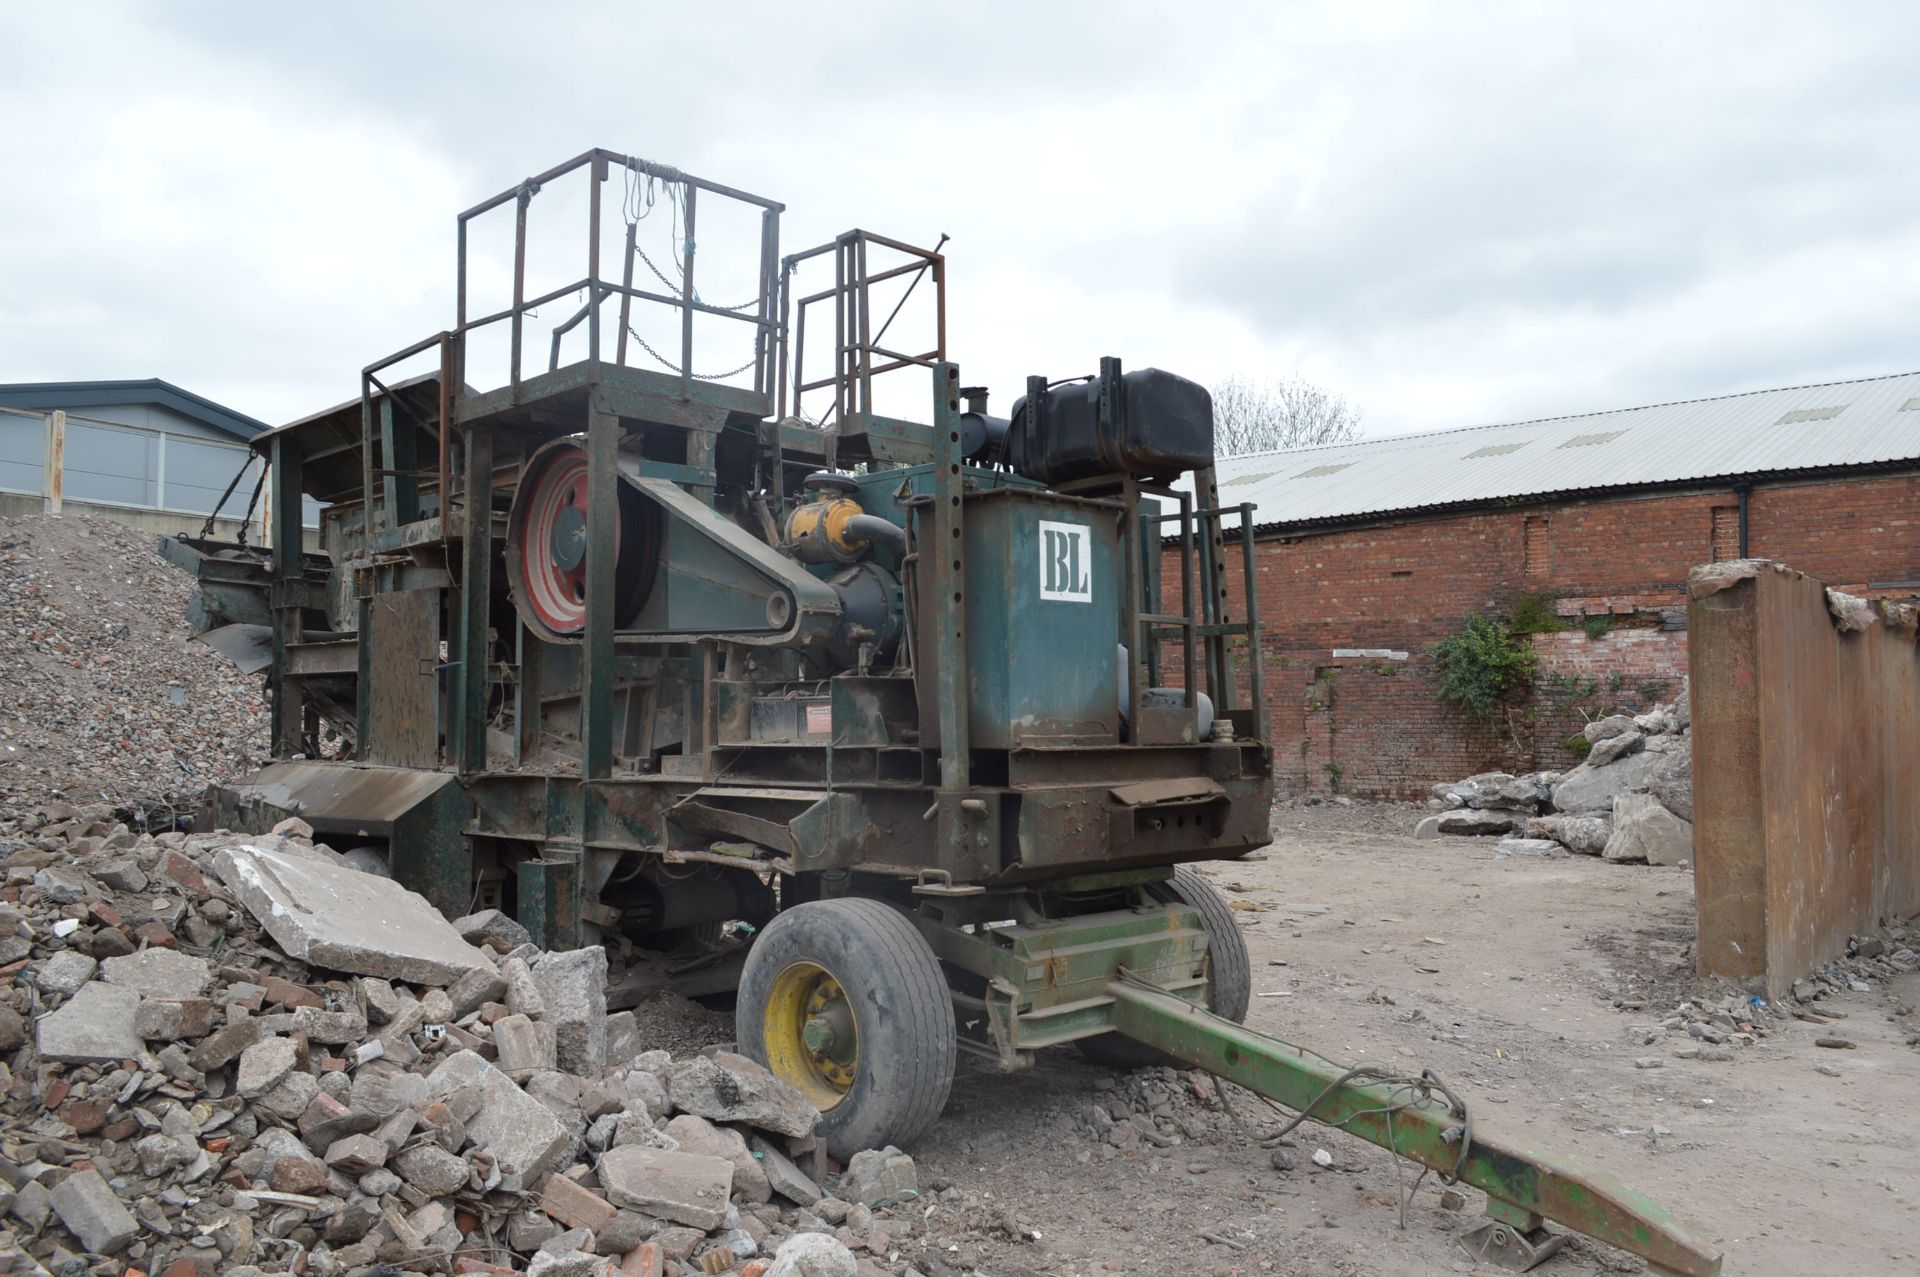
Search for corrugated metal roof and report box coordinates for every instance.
[0,379,268,439]
[1194,370,1920,531]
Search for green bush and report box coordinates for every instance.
[1564,733,1593,760]
[1580,615,1613,640]
[1428,616,1536,721]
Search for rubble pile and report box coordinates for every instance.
[1616,988,1777,1063]
[1419,685,1693,865]
[1615,925,1920,1061]
[0,809,936,1276]
[0,514,267,812]
[1074,1068,1237,1157]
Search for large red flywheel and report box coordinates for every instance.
[505,439,658,642]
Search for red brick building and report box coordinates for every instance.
[1171,372,1920,799]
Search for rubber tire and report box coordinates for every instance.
[738,898,956,1159]
[1077,865,1251,1069]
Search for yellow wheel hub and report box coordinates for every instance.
[763,961,859,1110]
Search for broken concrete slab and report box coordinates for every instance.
[751,1133,824,1206]
[1429,810,1515,837]
[1587,729,1646,767]
[664,1114,771,1204]
[425,1050,571,1189]
[35,981,142,1063]
[765,1233,860,1277]
[187,1016,261,1071]
[1549,748,1662,814]
[214,841,492,984]
[455,907,533,952]
[840,1145,916,1206]
[1647,743,1694,822]
[595,1144,734,1229]
[1525,814,1611,856]
[1604,792,1695,866]
[1583,713,1639,744]
[665,1053,819,1138]
[100,947,213,997]
[236,1035,300,1097]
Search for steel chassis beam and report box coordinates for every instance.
[1106,978,1722,1277]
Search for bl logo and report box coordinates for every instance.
[1037,520,1092,603]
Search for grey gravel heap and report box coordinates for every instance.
[0,815,939,1276]
[0,512,268,811]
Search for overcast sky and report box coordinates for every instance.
[3,2,1916,438]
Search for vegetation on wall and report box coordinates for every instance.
[1506,591,1569,636]
[1427,615,1536,722]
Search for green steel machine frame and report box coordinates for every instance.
[187,148,1718,1275]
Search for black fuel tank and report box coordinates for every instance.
[1006,360,1213,486]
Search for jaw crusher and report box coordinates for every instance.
[184,149,1718,1274]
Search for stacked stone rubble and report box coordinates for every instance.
[1416,683,1694,865]
[0,811,933,1277]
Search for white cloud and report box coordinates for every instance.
[2,1,1916,435]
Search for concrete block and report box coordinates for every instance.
[426,1049,571,1188]
[595,1144,734,1230]
[537,1172,617,1232]
[187,1016,261,1070]
[502,956,546,1019]
[49,1168,139,1254]
[35,982,142,1063]
[530,946,608,1078]
[494,1013,558,1080]
[291,1005,369,1045]
[33,951,97,996]
[393,1143,470,1196]
[765,1233,859,1277]
[213,842,492,984]
[447,964,508,1018]
[135,996,217,1040]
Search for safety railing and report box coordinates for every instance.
[781,230,947,434]
[455,148,784,403]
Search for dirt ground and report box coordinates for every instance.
[894,802,1920,1277]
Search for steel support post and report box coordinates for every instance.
[380,397,420,526]
[456,426,493,771]
[514,622,543,765]
[1104,979,1722,1277]
[268,434,305,756]
[581,390,618,778]
[930,363,988,872]
[1193,464,1235,709]
[930,363,968,787]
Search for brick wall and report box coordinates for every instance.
[1161,469,1920,798]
